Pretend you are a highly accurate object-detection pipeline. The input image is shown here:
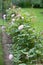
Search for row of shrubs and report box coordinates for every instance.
[2,0,43,14]
[0,0,2,12]
[2,6,43,65]
[12,0,43,8]
[12,0,31,8]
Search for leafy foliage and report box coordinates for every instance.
[5,7,43,65]
[2,0,12,14]
[12,0,31,7]
[12,0,43,7]
[0,0,2,12]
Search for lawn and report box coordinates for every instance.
[21,8,43,33]
[0,18,6,25]
[0,8,43,65]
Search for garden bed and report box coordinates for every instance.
[0,7,43,65]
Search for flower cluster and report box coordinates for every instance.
[3,14,6,20]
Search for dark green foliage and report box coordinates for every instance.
[12,0,31,7]
[12,0,43,8]
[31,0,43,8]
[2,0,12,14]
[0,0,2,12]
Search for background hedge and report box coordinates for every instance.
[0,0,2,12]
[12,0,43,8]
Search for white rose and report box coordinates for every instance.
[1,26,5,31]
[18,25,24,30]
[11,14,15,17]
[3,14,6,20]
[9,8,11,10]
[21,17,24,20]
[9,54,13,60]
[12,18,15,22]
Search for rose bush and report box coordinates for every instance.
[5,7,43,65]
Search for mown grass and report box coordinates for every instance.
[21,8,43,33]
[0,18,6,25]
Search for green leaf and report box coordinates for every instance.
[19,63,26,65]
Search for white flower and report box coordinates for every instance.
[1,26,5,30]
[10,19,15,25]
[9,54,13,60]
[21,17,24,20]
[3,14,6,20]
[18,25,24,30]
[12,18,15,22]
[11,14,15,17]
[9,8,11,10]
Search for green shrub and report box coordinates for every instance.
[5,7,43,65]
[0,0,2,12]
[31,0,41,7]
[2,0,12,14]
[12,0,31,7]
[12,0,43,8]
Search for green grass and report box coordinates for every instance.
[0,18,3,25]
[0,18,7,26]
[21,8,43,32]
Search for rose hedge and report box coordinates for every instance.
[5,7,43,65]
